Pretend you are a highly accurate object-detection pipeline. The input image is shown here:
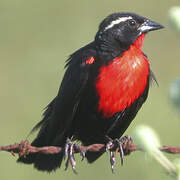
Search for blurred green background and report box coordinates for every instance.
[0,0,179,179]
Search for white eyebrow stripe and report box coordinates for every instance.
[104,16,132,31]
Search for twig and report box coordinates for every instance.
[0,140,179,158]
[160,146,180,154]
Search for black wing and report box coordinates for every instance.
[31,42,96,147]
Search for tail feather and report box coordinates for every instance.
[34,153,64,172]
[17,153,37,164]
[17,137,65,172]
[86,151,104,163]
[17,97,67,172]
[17,152,64,172]
[17,120,65,172]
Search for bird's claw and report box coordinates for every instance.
[64,138,85,174]
[73,143,86,161]
[106,135,132,173]
[106,140,113,152]
[110,151,115,173]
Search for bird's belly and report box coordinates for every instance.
[95,47,149,118]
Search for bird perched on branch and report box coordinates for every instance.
[17,12,164,172]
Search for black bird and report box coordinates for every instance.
[17,12,164,172]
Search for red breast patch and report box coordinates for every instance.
[95,34,149,118]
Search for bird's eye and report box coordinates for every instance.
[128,20,136,26]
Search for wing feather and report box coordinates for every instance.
[30,42,96,146]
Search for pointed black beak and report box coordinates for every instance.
[138,19,164,34]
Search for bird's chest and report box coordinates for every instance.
[95,46,149,118]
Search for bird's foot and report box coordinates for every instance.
[105,135,133,173]
[64,138,85,174]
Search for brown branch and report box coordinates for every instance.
[160,146,180,154]
[0,140,180,158]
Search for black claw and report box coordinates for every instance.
[110,151,115,173]
[64,144,69,160]
[72,165,78,174]
[106,140,113,152]
[69,144,77,172]
[65,157,69,171]
[63,138,85,173]
[73,144,86,161]
[80,151,86,161]
[64,139,76,172]
[70,156,77,173]
[119,142,124,165]
[105,135,132,172]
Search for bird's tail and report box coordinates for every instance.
[17,152,64,172]
[85,151,104,163]
[17,99,66,172]
[84,140,105,163]
[17,130,66,172]
[17,98,66,172]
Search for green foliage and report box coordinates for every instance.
[134,125,178,179]
[169,79,180,114]
[168,7,180,33]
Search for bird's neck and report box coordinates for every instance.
[131,33,145,50]
[95,34,146,62]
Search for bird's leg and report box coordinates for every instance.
[64,138,85,174]
[105,135,133,173]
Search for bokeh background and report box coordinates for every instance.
[0,0,179,180]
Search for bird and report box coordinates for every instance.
[17,12,164,172]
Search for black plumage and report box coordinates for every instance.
[17,12,164,172]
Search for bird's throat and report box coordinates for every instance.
[133,33,146,50]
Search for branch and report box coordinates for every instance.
[0,140,180,158]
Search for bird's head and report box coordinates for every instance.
[95,12,164,53]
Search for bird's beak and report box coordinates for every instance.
[138,19,164,34]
